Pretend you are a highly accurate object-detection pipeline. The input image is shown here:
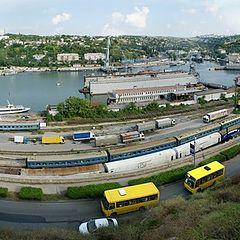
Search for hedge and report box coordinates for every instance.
[66,182,122,199]
[18,187,43,200]
[0,187,8,198]
[128,165,194,187]
[198,154,227,167]
[220,144,240,160]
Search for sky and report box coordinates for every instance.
[0,0,240,37]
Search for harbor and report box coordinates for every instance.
[0,61,240,113]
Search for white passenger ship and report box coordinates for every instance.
[0,101,31,115]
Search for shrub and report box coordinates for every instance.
[198,154,226,167]
[0,187,8,198]
[66,182,122,199]
[220,144,240,160]
[194,203,240,240]
[128,165,194,187]
[18,187,43,200]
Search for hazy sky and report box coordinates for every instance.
[0,0,240,37]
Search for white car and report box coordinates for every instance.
[79,218,118,234]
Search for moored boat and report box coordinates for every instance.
[0,101,31,115]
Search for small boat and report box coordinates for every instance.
[0,101,31,115]
[56,83,61,86]
[78,87,90,94]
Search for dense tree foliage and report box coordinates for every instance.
[46,97,188,123]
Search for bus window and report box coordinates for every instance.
[101,182,160,217]
[184,161,225,193]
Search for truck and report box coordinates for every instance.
[120,131,145,143]
[156,118,175,129]
[95,135,119,147]
[14,136,28,144]
[135,121,156,133]
[203,109,229,123]
[42,136,64,144]
[73,131,95,141]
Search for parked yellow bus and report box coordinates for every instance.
[184,161,225,193]
[101,182,160,217]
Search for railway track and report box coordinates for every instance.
[0,166,21,175]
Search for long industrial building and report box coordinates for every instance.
[108,84,203,104]
[82,70,198,95]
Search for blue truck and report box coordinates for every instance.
[73,131,95,141]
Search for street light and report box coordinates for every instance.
[234,76,240,109]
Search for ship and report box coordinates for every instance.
[0,101,31,115]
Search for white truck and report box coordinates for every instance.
[156,118,175,129]
[120,131,145,143]
[203,109,229,123]
[95,135,119,147]
[14,136,28,144]
[135,121,156,133]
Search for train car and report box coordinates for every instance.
[173,132,221,159]
[0,122,40,131]
[222,129,240,142]
[26,150,108,169]
[175,123,221,145]
[107,137,177,162]
[220,115,240,130]
[104,148,176,173]
[219,115,240,140]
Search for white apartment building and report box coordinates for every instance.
[57,53,79,62]
[84,53,106,61]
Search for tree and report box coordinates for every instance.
[198,96,207,105]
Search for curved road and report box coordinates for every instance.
[0,156,239,231]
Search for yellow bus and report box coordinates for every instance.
[101,182,160,217]
[184,161,225,193]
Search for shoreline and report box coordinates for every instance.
[0,60,188,76]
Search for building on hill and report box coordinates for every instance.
[57,53,79,62]
[84,53,106,61]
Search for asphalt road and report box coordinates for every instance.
[0,156,239,231]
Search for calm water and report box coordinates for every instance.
[0,62,239,112]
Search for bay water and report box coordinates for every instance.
[0,62,239,113]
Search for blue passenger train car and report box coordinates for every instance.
[107,137,177,162]
[0,122,41,131]
[26,151,108,169]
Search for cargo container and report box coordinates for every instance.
[135,121,156,133]
[203,109,229,123]
[73,131,95,141]
[95,135,119,147]
[120,131,145,143]
[14,136,28,144]
[156,118,175,129]
[42,136,64,144]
